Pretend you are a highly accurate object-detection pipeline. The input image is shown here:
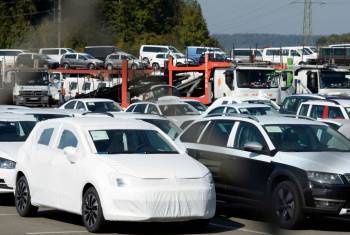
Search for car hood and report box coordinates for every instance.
[275,151,350,174]
[99,154,209,179]
[0,142,23,161]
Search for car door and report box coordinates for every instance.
[228,121,273,205]
[27,125,59,207]
[78,54,87,68]
[50,126,82,213]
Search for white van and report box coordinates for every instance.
[0,49,28,66]
[262,46,317,65]
[139,45,184,64]
[39,48,76,62]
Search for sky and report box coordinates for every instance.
[197,0,349,35]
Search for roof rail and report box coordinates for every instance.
[81,112,114,117]
[205,113,260,122]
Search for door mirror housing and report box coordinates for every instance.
[64,146,79,163]
[243,142,263,153]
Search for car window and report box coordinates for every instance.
[208,107,225,115]
[310,105,325,119]
[199,120,235,147]
[76,101,86,111]
[78,55,86,60]
[38,128,54,146]
[226,107,237,114]
[146,104,160,114]
[125,105,136,112]
[234,122,267,151]
[64,101,76,109]
[180,121,208,143]
[65,54,76,59]
[298,104,309,116]
[58,130,78,149]
[282,97,299,112]
[328,106,344,119]
[133,104,147,113]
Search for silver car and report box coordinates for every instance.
[60,53,104,69]
[105,52,147,70]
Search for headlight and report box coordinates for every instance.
[115,175,140,187]
[204,173,214,185]
[307,171,343,185]
[0,157,16,169]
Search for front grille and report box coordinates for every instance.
[345,174,350,183]
[19,91,48,96]
[19,91,34,96]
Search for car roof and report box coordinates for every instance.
[1,108,72,116]
[0,113,36,122]
[112,112,167,120]
[302,99,350,107]
[69,98,116,103]
[287,94,325,99]
[41,117,158,130]
[216,103,271,109]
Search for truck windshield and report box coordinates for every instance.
[320,71,350,89]
[237,70,279,89]
[16,72,49,86]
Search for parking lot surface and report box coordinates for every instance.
[1,194,350,235]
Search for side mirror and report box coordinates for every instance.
[63,146,79,164]
[243,142,263,153]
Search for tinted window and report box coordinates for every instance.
[6,51,22,56]
[125,105,136,112]
[298,104,309,116]
[234,50,252,56]
[146,104,160,114]
[38,128,54,146]
[78,55,86,60]
[199,120,234,147]
[180,121,208,143]
[65,54,76,59]
[226,107,238,114]
[0,121,36,142]
[234,122,267,151]
[42,49,59,55]
[156,54,165,59]
[310,105,325,119]
[328,106,344,119]
[208,107,225,115]
[58,130,78,149]
[282,97,298,112]
[64,101,76,109]
[86,101,121,112]
[76,101,86,110]
[133,104,147,113]
[82,82,91,91]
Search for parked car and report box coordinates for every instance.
[104,52,147,70]
[317,47,350,66]
[279,94,325,115]
[186,46,227,64]
[39,48,76,62]
[0,114,36,194]
[0,49,29,66]
[296,99,350,119]
[231,48,263,63]
[59,98,122,114]
[176,115,350,228]
[13,117,215,232]
[16,53,59,69]
[84,46,121,61]
[262,47,317,65]
[60,53,104,69]
[139,44,183,64]
[149,53,168,69]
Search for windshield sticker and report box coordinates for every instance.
[266,126,282,133]
[91,131,109,141]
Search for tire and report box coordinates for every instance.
[82,187,105,233]
[152,63,160,70]
[63,63,69,69]
[88,63,95,70]
[15,176,38,217]
[271,181,304,229]
[142,57,149,64]
[106,64,113,71]
[131,64,137,70]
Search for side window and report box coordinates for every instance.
[328,106,344,119]
[199,120,235,147]
[76,101,86,111]
[133,104,147,113]
[298,104,309,116]
[310,105,325,119]
[78,55,86,60]
[38,128,54,146]
[234,122,267,151]
[58,130,78,149]
[64,101,76,109]
[226,107,237,114]
[282,98,298,112]
[146,104,160,114]
[125,105,136,112]
[208,107,225,115]
[180,121,208,143]
[291,50,300,57]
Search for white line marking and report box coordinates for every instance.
[210,222,272,235]
[0,213,17,216]
[26,231,87,235]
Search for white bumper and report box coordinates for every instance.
[0,169,15,193]
[101,180,216,222]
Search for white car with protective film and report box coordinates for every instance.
[14,117,215,232]
[0,114,36,193]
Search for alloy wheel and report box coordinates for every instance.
[82,192,99,227]
[15,179,29,212]
[275,187,295,222]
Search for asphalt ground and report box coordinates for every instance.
[1,194,350,235]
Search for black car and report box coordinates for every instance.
[16,53,59,69]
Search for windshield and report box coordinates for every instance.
[169,46,181,54]
[185,101,208,112]
[237,70,279,89]
[141,119,181,140]
[159,104,199,116]
[264,124,350,152]
[0,121,36,142]
[239,107,277,115]
[320,71,350,89]
[90,129,178,154]
[16,72,49,86]
[86,101,121,112]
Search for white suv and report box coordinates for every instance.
[297,99,350,120]
[139,44,183,64]
[176,115,350,228]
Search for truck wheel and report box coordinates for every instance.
[152,63,160,70]
[107,64,113,71]
[63,63,69,69]
[131,64,137,70]
[142,57,149,64]
[271,181,304,229]
[88,63,95,70]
